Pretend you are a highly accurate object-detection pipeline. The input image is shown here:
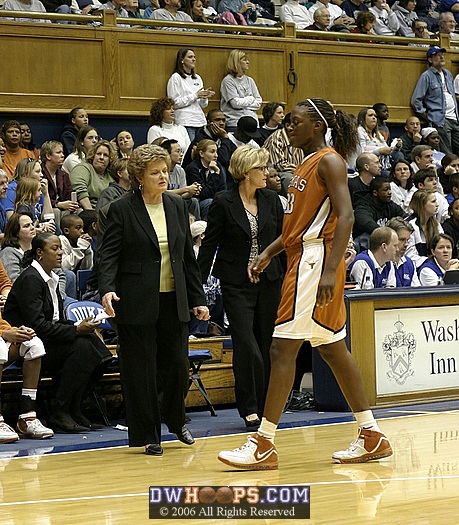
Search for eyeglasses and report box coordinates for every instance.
[253,166,269,171]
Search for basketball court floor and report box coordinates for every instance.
[0,400,458,524]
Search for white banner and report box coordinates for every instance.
[374,306,459,395]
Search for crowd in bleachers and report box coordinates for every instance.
[2,0,459,41]
[2,37,459,445]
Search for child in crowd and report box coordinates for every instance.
[14,177,56,234]
[59,214,93,272]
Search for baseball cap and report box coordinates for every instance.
[426,46,446,59]
[236,116,261,139]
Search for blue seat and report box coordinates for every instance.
[76,269,92,300]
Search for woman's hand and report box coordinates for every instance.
[2,326,36,343]
[40,178,49,196]
[102,292,120,317]
[197,88,215,99]
[247,252,272,283]
[76,317,101,334]
[193,306,210,321]
[379,146,392,156]
[209,161,220,174]
[447,259,459,270]
[240,2,255,13]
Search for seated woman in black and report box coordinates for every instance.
[3,233,112,433]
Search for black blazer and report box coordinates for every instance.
[3,265,77,344]
[198,186,284,285]
[98,190,205,325]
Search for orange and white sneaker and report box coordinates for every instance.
[332,428,393,464]
[218,433,278,470]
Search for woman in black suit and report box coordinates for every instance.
[99,144,209,457]
[3,233,112,433]
[198,145,284,427]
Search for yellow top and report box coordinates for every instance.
[145,202,175,293]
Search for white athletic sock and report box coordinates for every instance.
[258,418,277,443]
[22,388,37,400]
[355,410,381,433]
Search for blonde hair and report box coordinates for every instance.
[229,145,269,182]
[128,144,171,190]
[14,177,41,210]
[226,49,248,78]
[13,158,40,182]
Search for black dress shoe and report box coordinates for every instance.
[145,444,163,456]
[174,426,195,445]
[72,413,104,431]
[49,414,90,434]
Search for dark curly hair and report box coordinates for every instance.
[149,97,175,127]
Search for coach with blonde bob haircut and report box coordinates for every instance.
[198,145,284,427]
[99,144,208,456]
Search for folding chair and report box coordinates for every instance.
[188,349,216,416]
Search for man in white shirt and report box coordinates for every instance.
[309,0,353,29]
[279,0,313,29]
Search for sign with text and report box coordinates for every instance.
[375,306,459,395]
[149,485,310,520]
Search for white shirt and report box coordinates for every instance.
[279,0,313,29]
[167,72,208,128]
[418,258,445,286]
[31,260,60,321]
[309,0,344,28]
[228,133,260,149]
[146,122,191,154]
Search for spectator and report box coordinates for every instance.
[19,123,39,159]
[202,0,218,20]
[442,196,459,255]
[438,153,459,195]
[388,159,416,213]
[436,11,459,42]
[69,140,116,210]
[400,116,422,162]
[279,0,313,29]
[217,0,259,24]
[412,46,459,155]
[305,7,331,30]
[342,0,368,20]
[386,216,421,286]
[147,97,191,154]
[392,0,417,37]
[98,0,129,17]
[445,170,459,204]
[40,141,78,214]
[410,144,434,174]
[373,102,390,142]
[62,126,99,175]
[125,0,142,17]
[0,121,34,181]
[309,0,354,28]
[161,139,201,219]
[421,127,445,169]
[418,233,459,284]
[185,139,226,218]
[167,49,215,141]
[186,0,208,22]
[228,116,261,150]
[370,0,399,36]
[357,107,402,175]
[60,108,89,157]
[220,49,262,131]
[0,170,9,241]
[263,113,304,191]
[114,130,134,159]
[411,18,430,44]
[406,188,442,267]
[182,109,237,173]
[149,0,196,30]
[349,226,398,288]
[353,176,407,243]
[351,11,376,35]
[59,214,93,273]
[1,0,51,22]
[266,166,287,211]
[14,178,56,234]
[96,157,131,211]
[412,167,449,223]
[258,102,285,145]
[439,0,459,25]
[349,152,381,207]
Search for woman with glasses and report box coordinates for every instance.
[198,145,284,428]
